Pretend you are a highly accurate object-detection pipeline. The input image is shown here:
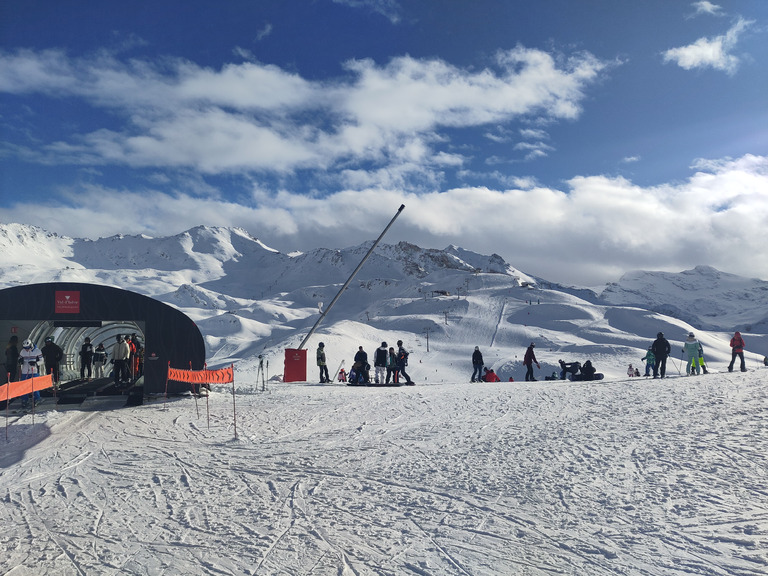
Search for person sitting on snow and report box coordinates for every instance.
[482,367,501,382]
[558,359,581,380]
[580,360,597,381]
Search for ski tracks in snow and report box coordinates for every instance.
[1,374,767,574]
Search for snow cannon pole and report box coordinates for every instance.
[296,204,405,351]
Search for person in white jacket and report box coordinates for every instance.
[19,338,43,408]
[111,334,131,385]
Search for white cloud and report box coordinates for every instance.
[663,17,752,74]
[689,1,724,18]
[0,46,609,180]
[332,0,402,24]
[4,154,766,285]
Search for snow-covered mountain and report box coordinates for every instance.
[1,223,766,382]
[601,265,768,333]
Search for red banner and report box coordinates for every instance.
[55,290,80,313]
[167,366,234,385]
[1,374,54,402]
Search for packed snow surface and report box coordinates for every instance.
[2,371,767,575]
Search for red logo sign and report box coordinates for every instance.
[55,291,81,314]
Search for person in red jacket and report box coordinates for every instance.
[728,331,746,372]
[482,367,501,382]
[523,343,540,381]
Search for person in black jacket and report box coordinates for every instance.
[79,337,94,380]
[42,336,64,385]
[651,332,671,379]
[471,346,484,382]
[353,346,369,383]
[373,342,388,384]
[4,335,19,383]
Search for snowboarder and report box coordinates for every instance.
[353,345,369,383]
[471,346,484,382]
[651,332,671,379]
[558,359,580,380]
[316,342,330,383]
[523,343,539,381]
[19,338,43,409]
[42,336,64,385]
[682,332,701,375]
[396,340,414,385]
[373,341,388,384]
[641,347,655,377]
[727,331,746,372]
[580,360,597,381]
[79,337,94,380]
[4,335,19,384]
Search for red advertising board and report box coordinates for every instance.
[55,290,81,314]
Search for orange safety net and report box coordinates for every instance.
[1,374,54,402]
[167,366,234,385]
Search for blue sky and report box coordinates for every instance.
[1,0,767,285]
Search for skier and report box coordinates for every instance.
[4,335,20,384]
[373,341,388,384]
[19,338,43,409]
[627,364,635,377]
[338,368,347,382]
[523,343,540,381]
[396,340,414,385]
[682,332,701,375]
[641,347,655,377]
[727,331,746,372]
[651,332,671,379]
[316,342,330,383]
[79,337,94,380]
[42,336,64,385]
[386,346,399,384]
[471,346,484,382]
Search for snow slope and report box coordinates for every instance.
[1,372,766,575]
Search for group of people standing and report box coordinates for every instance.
[467,329,754,384]
[3,332,145,408]
[316,339,414,385]
[642,330,747,378]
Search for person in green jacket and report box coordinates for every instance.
[641,347,655,377]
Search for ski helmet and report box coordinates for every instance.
[657,332,664,338]
[318,342,324,348]
[22,339,33,348]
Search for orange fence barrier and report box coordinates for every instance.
[167,366,234,385]
[1,374,54,402]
